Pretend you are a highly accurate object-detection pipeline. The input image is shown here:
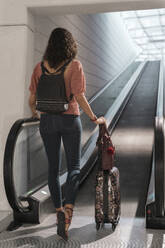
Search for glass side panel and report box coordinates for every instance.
[13,61,140,198]
[13,125,48,197]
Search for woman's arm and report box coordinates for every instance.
[75,93,106,125]
[28,93,40,118]
[75,93,95,119]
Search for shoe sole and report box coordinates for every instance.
[57,211,68,241]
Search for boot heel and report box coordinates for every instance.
[57,211,68,241]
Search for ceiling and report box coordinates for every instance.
[28,0,165,17]
[120,8,165,61]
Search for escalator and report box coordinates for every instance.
[146,60,165,229]
[74,60,165,243]
[3,59,164,236]
[75,60,160,225]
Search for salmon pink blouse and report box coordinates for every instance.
[29,59,86,115]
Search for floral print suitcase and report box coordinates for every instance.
[95,123,121,231]
[95,167,121,231]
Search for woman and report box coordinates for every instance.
[28,27,106,240]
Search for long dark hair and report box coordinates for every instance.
[43,27,77,69]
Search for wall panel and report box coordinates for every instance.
[34,12,138,100]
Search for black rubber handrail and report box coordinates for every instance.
[155,116,164,216]
[3,117,39,212]
[154,60,164,216]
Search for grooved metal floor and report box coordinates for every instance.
[0,211,165,247]
[0,61,163,248]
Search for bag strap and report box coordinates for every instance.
[41,61,50,74]
[102,124,114,147]
[60,60,74,101]
[41,60,72,75]
[96,124,105,145]
[60,60,73,101]
[103,123,111,137]
[97,123,112,145]
[100,123,109,136]
[56,60,72,73]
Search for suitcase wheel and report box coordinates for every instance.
[112,223,116,231]
[96,222,101,230]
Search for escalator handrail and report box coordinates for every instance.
[154,59,165,216]
[156,60,164,118]
[86,54,140,105]
[3,117,40,212]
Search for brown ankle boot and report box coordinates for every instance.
[56,210,68,241]
[64,207,73,228]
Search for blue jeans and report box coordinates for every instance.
[39,113,82,208]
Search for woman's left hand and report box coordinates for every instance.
[32,111,40,120]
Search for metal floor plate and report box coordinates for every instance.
[0,211,165,247]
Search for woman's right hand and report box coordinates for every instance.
[93,116,106,125]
